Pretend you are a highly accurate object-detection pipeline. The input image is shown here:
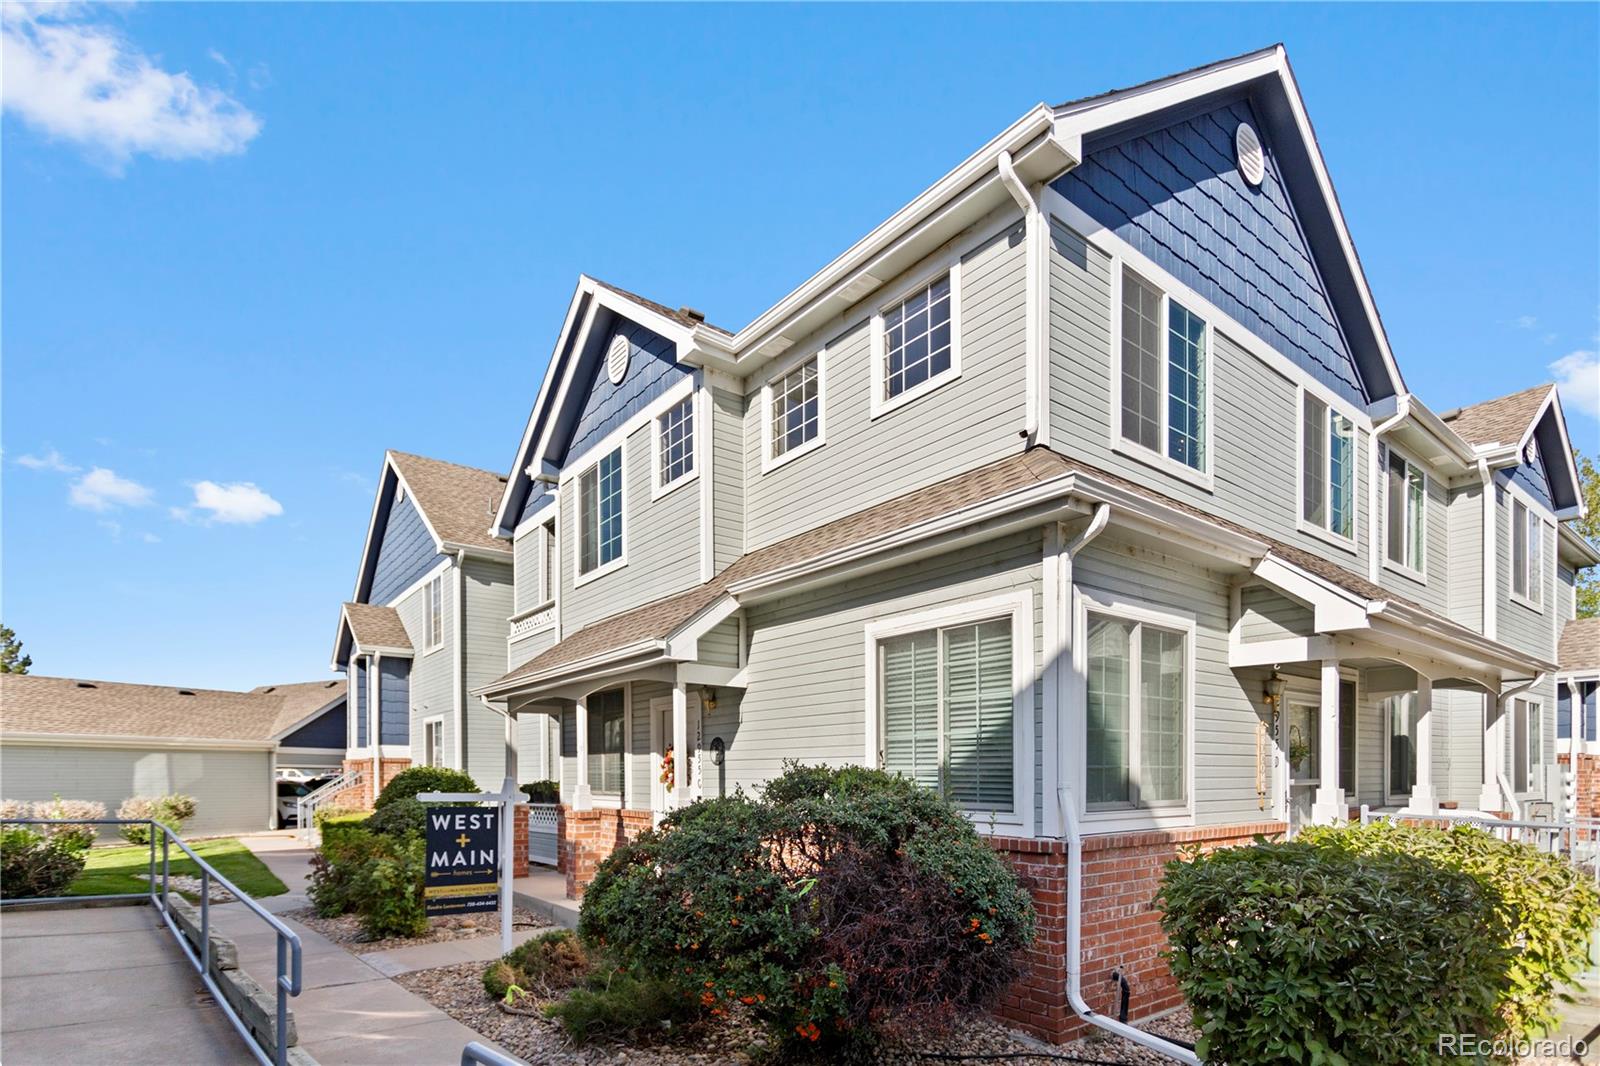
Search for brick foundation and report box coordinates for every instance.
[989,820,1285,1044]
[560,807,653,897]
[334,757,411,810]
[1560,753,1600,821]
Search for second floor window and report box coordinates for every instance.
[542,519,557,602]
[1119,269,1207,472]
[1384,448,1426,573]
[882,272,955,403]
[657,397,694,488]
[880,617,1014,813]
[579,447,623,575]
[425,573,444,650]
[1085,611,1187,810]
[1511,498,1543,606]
[424,718,443,767]
[770,354,821,460]
[1301,394,1355,539]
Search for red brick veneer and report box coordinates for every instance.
[561,807,653,897]
[988,821,1284,1043]
[1560,754,1600,822]
[334,757,411,810]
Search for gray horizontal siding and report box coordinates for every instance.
[1047,219,1374,590]
[463,557,515,788]
[397,572,453,764]
[1446,485,1484,631]
[1496,481,1556,660]
[743,215,1028,550]
[711,386,745,574]
[513,525,546,615]
[698,618,740,668]
[1374,447,1449,616]
[1238,585,1313,641]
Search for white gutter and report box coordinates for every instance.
[1058,786,1201,1065]
[1052,505,1203,1060]
[1478,458,1498,640]
[996,150,1045,447]
[1367,395,1411,584]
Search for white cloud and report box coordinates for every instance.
[1,3,262,171]
[15,447,79,473]
[1550,350,1600,421]
[68,466,153,511]
[181,480,283,525]
[141,531,161,544]
[1514,315,1538,330]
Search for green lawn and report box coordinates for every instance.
[69,837,288,900]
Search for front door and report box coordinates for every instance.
[1284,700,1320,828]
[649,694,700,823]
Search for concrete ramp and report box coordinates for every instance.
[1,905,247,1065]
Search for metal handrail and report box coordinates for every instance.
[0,818,303,1066]
[462,1040,527,1066]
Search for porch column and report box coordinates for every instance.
[1312,659,1346,824]
[672,682,689,810]
[572,695,593,811]
[1479,694,1506,813]
[370,653,382,799]
[1409,676,1438,814]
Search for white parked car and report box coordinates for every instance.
[275,776,332,828]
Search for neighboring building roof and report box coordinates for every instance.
[0,674,328,745]
[1561,618,1600,672]
[1440,384,1552,448]
[484,446,1489,696]
[252,679,346,737]
[388,451,509,554]
[341,602,413,652]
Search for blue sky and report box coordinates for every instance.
[4,3,1597,689]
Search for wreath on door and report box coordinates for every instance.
[659,744,675,793]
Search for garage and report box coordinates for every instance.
[0,674,345,838]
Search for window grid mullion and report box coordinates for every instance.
[1158,295,1170,458]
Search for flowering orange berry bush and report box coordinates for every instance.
[577,763,1035,1059]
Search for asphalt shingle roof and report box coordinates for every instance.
[1440,385,1551,448]
[1561,618,1600,671]
[1,674,339,743]
[252,679,347,736]
[388,451,509,554]
[342,602,413,651]
[485,447,1466,694]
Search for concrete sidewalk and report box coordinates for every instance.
[0,905,245,1066]
[219,832,520,1065]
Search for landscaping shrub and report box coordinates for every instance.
[1,798,107,850]
[374,766,476,809]
[316,810,370,850]
[117,794,197,845]
[520,780,559,804]
[308,823,427,937]
[363,797,428,839]
[483,929,590,1000]
[1301,820,1600,1038]
[578,763,1035,1057]
[1159,838,1509,1065]
[545,974,702,1045]
[308,825,383,917]
[0,826,88,898]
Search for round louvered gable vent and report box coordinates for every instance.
[606,334,630,384]
[1235,122,1265,187]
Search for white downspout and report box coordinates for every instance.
[1477,459,1497,641]
[1367,395,1410,584]
[997,150,1046,448]
[455,550,469,777]
[1053,504,1199,1061]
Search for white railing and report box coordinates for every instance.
[508,604,555,640]
[527,803,559,866]
[297,768,363,844]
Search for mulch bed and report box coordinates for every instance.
[284,906,548,954]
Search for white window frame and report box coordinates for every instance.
[650,392,700,500]
[1070,587,1196,832]
[1508,489,1547,613]
[1295,386,1358,552]
[583,686,630,805]
[573,444,627,586]
[422,716,444,768]
[862,589,1034,835]
[1511,696,1544,797]
[423,573,445,653]
[1107,265,1215,492]
[869,262,962,420]
[761,348,827,473]
[1381,442,1428,582]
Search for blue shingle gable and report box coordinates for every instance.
[562,317,688,465]
[1510,448,1555,511]
[280,699,346,749]
[369,486,447,605]
[1054,96,1367,407]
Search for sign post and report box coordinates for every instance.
[418,776,524,956]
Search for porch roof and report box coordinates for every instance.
[1561,618,1600,672]
[340,602,413,654]
[478,446,1545,700]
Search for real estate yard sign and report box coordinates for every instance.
[423,807,499,915]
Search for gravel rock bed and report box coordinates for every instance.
[877,1012,1199,1065]
[396,961,765,1064]
[139,874,238,904]
[284,906,548,953]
